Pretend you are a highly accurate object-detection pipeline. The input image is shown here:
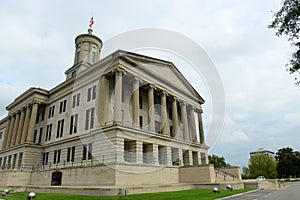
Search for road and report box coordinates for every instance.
[223,182,300,200]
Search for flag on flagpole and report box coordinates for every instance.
[89,17,94,28]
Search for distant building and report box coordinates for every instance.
[250,148,275,158]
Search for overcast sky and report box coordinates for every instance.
[1,0,299,168]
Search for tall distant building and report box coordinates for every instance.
[250,148,275,158]
[0,27,241,195]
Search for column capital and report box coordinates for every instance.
[172,96,178,102]
[159,90,168,97]
[114,67,126,75]
[148,84,156,90]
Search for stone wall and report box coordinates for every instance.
[179,164,215,183]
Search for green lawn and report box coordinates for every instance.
[1,189,253,200]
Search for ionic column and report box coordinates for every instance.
[26,102,39,143]
[16,108,25,145]
[132,77,140,127]
[172,97,179,138]
[180,102,189,141]
[11,111,20,146]
[161,91,169,136]
[189,106,197,143]
[6,114,15,148]
[2,116,11,149]
[21,105,31,143]
[197,110,205,145]
[98,75,109,126]
[114,69,123,124]
[148,85,155,132]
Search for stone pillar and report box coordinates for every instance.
[180,102,189,141]
[132,77,140,127]
[6,114,15,148]
[188,150,193,165]
[21,106,31,143]
[197,151,202,165]
[166,146,172,166]
[114,69,123,124]
[114,137,124,163]
[148,85,155,132]
[153,144,159,165]
[172,97,179,138]
[161,91,169,136]
[189,107,197,143]
[136,141,143,164]
[11,111,20,146]
[26,102,39,143]
[178,149,184,166]
[16,108,25,145]
[98,75,109,126]
[197,110,205,145]
[2,116,11,149]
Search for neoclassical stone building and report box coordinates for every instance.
[0,28,241,193]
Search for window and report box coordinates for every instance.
[71,71,76,77]
[41,110,45,121]
[69,114,78,135]
[155,121,161,134]
[36,113,40,124]
[56,119,64,138]
[38,127,43,143]
[12,154,17,169]
[139,96,143,109]
[45,124,52,141]
[0,131,2,139]
[18,153,23,168]
[53,150,61,164]
[42,152,49,165]
[59,100,67,113]
[48,106,55,118]
[92,51,96,63]
[82,143,93,160]
[139,116,143,129]
[85,108,95,130]
[87,86,96,102]
[76,51,80,63]
[67,147,75,162]
[72,93,80,108]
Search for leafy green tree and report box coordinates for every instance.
[276,147,300,178]
[248,153,277,179]
[208,154,231,168]
[269,0,300,84]
[242,166,250,179]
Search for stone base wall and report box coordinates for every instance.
[216,167,242,180]
[0,171,32,187]
[179,164,215,183]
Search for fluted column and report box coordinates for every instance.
[161,91,169,136]
[148,85,155,132]
[172,97,179,138]
[132,77,140,127]
[180,102,189,141]
[189,106,197,143]
[98,75,109,126]
[2,116,11,149]
[16,108,25,145]
[21,105,31,143]
[11,111,20,146]
[6,114,15,148]
[197,110,205,145]
[26,102,39,143]
[114,69,123,124]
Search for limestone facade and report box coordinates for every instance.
[0,29,214,187]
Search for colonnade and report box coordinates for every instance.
[98,68,206,145]
[2,102,39,149]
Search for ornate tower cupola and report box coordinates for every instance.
[65,18,103,80]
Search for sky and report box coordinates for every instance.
[0,0,299,168]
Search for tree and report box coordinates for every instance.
[276,147,300,178]
[248,153,277,179]
[208,154,231,168]
[242,166,250,179]
[269,0,300,84]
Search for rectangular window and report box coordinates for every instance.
[48,106,55,118]
[56,119,64,138]
[45,124,52,141]
[69,114,78,135]
[59,100,67,113]
[92,86,96,100]
[85,108,95,130]
[82,144,87,160]
[87,88,92,102]
[67,147,76,162]
[72,95,76,108]
[139,116,143,129]
[36,113,40,124]
[76,93,80,106]
[92,51,96,64]
[18,153,23,168]
[41,109,45,121]
[12,154,17,169]
[72,93,80,108]
[88,143,93,160]
[53,150,61,164]
[42,152,49,165]
[139,96,143,109]
[38,127,43,143]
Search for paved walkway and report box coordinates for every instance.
[222,182,300,200]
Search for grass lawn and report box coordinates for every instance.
[0,189,253,200]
